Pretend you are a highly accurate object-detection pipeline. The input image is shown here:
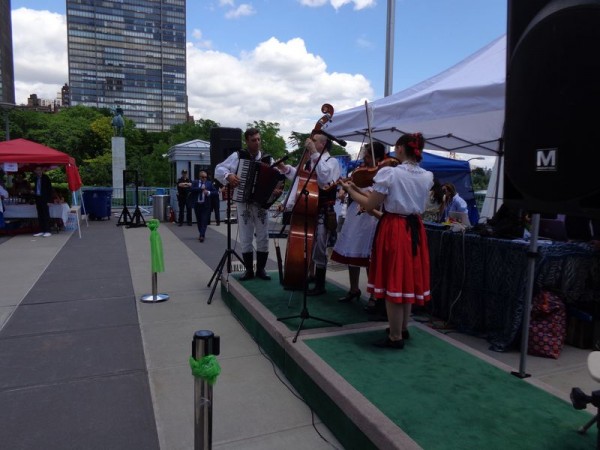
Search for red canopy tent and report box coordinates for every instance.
[0,138,83,191]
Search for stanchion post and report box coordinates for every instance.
[191,330,221,450]
[141,219,169,303]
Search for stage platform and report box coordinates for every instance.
[219,272,595,450]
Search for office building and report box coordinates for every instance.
[66,0,187,131]
[0,0,16,104]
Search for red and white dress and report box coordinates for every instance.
[367,163,434,305]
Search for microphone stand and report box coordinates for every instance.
[278,149,341,343]
[207,185,243,304]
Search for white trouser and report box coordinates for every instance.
[237,202,269,253]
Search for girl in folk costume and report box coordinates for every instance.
[340,133,433,349]
[331,142,385,304]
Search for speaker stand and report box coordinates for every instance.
[512,212,540,379]
[277,171,341,342]
[117,205,133,226]
[128,205,146,228]
[207,186,243,304]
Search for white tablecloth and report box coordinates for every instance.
[4,203,71,224]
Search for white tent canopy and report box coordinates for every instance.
[323,34,506,156]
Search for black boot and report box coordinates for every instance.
[255,251,271,280]
[307,267,326,296]
[239,252,254,281]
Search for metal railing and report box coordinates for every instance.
[81,186,489,218]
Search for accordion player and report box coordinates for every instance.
[232,159,286,209]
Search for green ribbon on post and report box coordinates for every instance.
[147,219,165,273]
[189,355,221,386]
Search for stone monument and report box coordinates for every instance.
[111,106,125,200]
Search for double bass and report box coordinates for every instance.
[281,104,334,289]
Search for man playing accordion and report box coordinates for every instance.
[215,127,293,281]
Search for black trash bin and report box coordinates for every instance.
[83,188,113,220]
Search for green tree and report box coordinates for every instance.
[169,118,219,145]
[79,153,113,186]
[7,105,109,162]
[6,106,308,188]
[471,167,491,192]
[5,107,49,140]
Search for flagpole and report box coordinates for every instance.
[384,0,396,97]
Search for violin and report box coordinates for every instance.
[347,156,401,188]
[341,100,400,188]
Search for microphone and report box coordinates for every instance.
[271,154,290,168]
[317,130,347,147]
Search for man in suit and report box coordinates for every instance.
[190,171,217,242]
[32,166,53,237]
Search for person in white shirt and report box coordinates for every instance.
[279,131,341,296]
[341,133,433,349]
[215,128,290,280]
[331,142,385,306]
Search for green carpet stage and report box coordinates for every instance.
[220,272,595,450]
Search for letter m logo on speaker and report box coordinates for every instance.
[536,148,557,172]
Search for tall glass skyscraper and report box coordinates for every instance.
[0,0,16,104]
[66,0,187,131]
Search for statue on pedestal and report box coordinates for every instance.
[111,106,125,137]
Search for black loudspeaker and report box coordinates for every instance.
[210,127,242,173]
[504,0,600,220]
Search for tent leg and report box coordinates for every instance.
[79,190,89,228]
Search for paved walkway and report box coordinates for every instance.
[0,219,341,450]
[0,216,596,449]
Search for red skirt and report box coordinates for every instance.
[367,214,431,305]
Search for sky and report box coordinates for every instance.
[9,0,507,166]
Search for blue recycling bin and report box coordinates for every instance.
[83,188,113,220]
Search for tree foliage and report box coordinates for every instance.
[471,167,492,192]
[4,107,350,187]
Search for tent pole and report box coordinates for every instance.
[493,137,504,214]
[78,190,88,229]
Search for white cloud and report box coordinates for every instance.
[356,35,373,49]
[224,4,256,19]
[191,28,213,48]
[186,37,373,142]
[299,0,329,6]
[12,8,68,103]
[12,9,373,147]
[299,0,376,10]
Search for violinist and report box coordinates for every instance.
[340,133,433,350]
[280,130,341,296]
[331,142,386,310]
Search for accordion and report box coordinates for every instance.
[232,159,285,208]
